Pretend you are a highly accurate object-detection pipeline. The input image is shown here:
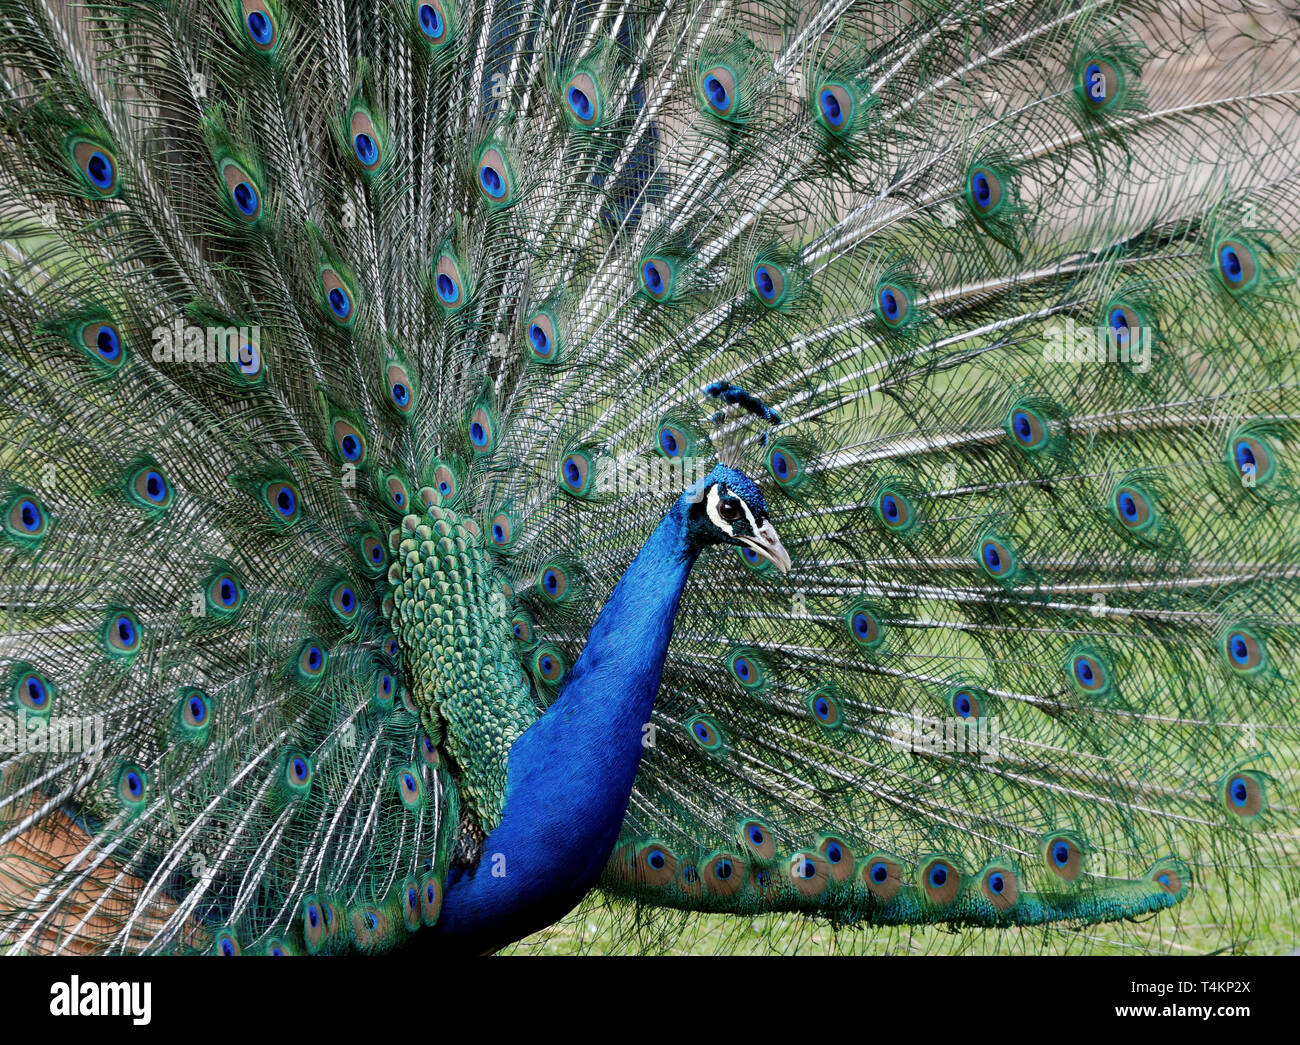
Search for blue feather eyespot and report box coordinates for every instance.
[415,0,451,46]
[68,138,119,196]
[296,639,327,684]
[1067,648,1111,696]
[432,252,467,310]
[361,535,386,572]
[1220,626,1266,675]
[1219,770,1266,819]
[11,665,54,715]
[1111,484,1157,534]
[240,0,279,52]
[104,610,141,657]
[1078,57,1123,112]
[815,83,854,133]
[328,581,359,622]
[1214,238,1258,293]
[330,418,367,466]
[977,535,1017,580]
[213,932,241,957]
[220,160,262,222]
[385,474,411,511]
[657,424,687,458]
[1104,302,1147,358]
[262,480,300,525]
[1006,405,1050,451]
[488,512,514,549]
[558,452,595,498]
[285,752,313,792]
[699,65,737,117]
[966,166,1005,217]
[564,72,601,126]
[685,714,725,753]
[846,605,884,649]
[738,819,776,861]
[475,146,515,207]
[949,686,983,720]
[767,443,804,488]
[819,835,854,882]
[703,852,745,896]
[79,321,125,368]
[431,464,458,502]
[419,873,443,926]
[876,283,911,328]
[979,864,1019,911]
[349,110,384,172]
[1229,434,1275,486]
[206,570,244,617]
[511,614,533,643]
[876,487,914,531]
[531,644,567,685]
[372,670,396,710]
[788,851,829,897]
[525,312,560,362]
[628,842,677,887]
[639,257,673,300]
[6,491,49,544]
[862,854,904,900]
[807,686,842,729]
[177,687,211,736]
[231,337,263,382]
[385,361,416,415]
[387,638,399,658]
[397,765,424,808]
[468,405,495,454]
[320,267,357,325]
[302,895,331,952]
[727,649,765,690]
[751,263,786,306]
[115,764,147,812]
[920,857,961,904]
[1041,833,1084,881]
[419,732,439,767]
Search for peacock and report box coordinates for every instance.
[0,0,1296,958]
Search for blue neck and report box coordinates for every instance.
[431,500,699,952]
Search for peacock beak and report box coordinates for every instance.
[740,520,791,574]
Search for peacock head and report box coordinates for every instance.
[682,464,790,572]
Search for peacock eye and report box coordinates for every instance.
[718,500,741,522]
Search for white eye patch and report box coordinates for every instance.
[705,484,759,536]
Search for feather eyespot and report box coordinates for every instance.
[489,512,514,549]
[657,423,689,459]
[1079,58,1123,112]
[846,605,884,649]
[476,146,515,207]
[1215,238,1258,293]
[564,72,601,126]
[537,564,570,602]
[703,852,745,897]
[525,312,559,361]
[1220,770,1266,819]
[285,752,312,792]
[320,268,356,325]
[862,854,904,900]
[738,820,776,861]
[12,666,53,715]
[297,640,327,683]
[361,535,386,572]
[221,161,262,222]
[639,257,673,300]
[752,263,786,306]
[80,321,125,368]
[5,492,48,543]
[1068,649,1111,695]
[979,864,1019,911]
[433,253,467,309]
[206,571,244,616]
[511,614,533,643]
[116,765,147,811]
[386,362,416,414]
[69,138,119,196]
[331,418,367,465]
[920,857,961,904]
[767,444,804,488]
[789,851,829,897]
[558,453,594,497]
[240,0,279,51]
[531,644,566,685]
[415,1,451,46]
[1042,833,1084,881]
[468,405,495,453]
[1221,626,1266,674]
[877,283,911,327]
[950,686,983,720]
[819,836,854,882]
[1230,434,1274,486]
[262,480,300,524]
[966,166,1004,217]
[104,611,141,656]
[397,766,424,807]
[1112,485,1156,533]
[350,110,384,172]
[329,581,359,622]
[728,650,765,689]
[385,475,411,511]
[807,686,842,728]
[699,65,737,117]
[978,536,1017,579]
[815,83,854,133]
[1007,406,1050,451]
[177,688,211,734]
[877,488,914,531]
[685,714,724,752]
